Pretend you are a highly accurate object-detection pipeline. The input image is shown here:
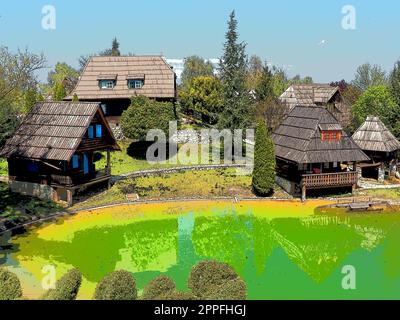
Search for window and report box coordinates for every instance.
[28,161,39,173]
[72,155,79,169]
[99,80,115,89]
[88,125,94,139]
[96,124,102,138]
[128,79,144,89]
[321,130,341,141]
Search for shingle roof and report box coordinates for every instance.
[273,106,370,164]
[66,56,176,100]
[352,116,400,152]
[279,84,339,109]
[0,102,119,161]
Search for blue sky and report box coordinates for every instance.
[1,0,399,82]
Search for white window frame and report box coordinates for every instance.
[99,80,115,89]
[128,79,144,89]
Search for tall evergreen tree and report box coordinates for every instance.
[218,11,251,130]
[252,120,276,196]
[255,63,273,101]
[111,37,121,56]
[389,60,400,106]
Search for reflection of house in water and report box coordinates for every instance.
[352,116,400,181]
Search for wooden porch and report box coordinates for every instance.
[301,171,358,201]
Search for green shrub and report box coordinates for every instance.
[0,268,23,300]
[187,260,240,298]
[121,96,176,141]
[158,291,196,300]
[94,270,137,300]
[142,275,176,300]
[252,120,276,196]
[41,268,82,300]
[203,278,247,300]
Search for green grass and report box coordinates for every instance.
[0,159,8,176]
[71,168,288,211]
[0,182,63,222]
[356,188,400,201]
[95,140,250,176]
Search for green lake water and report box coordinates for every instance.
[1,200,400,299]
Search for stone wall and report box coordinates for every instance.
[275,176,296,195]
[9,180,55,201]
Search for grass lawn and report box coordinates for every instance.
[0,182,63,223]
[0,159,7,176]
[356,188,400,201]
[95,140,251,176]
[71,168,287,211]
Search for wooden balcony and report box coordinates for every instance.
[50,168,111,188]
[301,171,358,189]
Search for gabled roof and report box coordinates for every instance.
[66,56,176,100]
[279,84,339,110]
[352,116,400,152]
[273,106,370,164]
[0,102,119,161]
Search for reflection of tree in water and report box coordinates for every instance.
[191,211,400,283]
[191,214,255,274]
[11,219,178,283]
[124,219,177,271]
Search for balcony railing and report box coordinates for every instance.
[50,168,111,187]
[301,171,358,189]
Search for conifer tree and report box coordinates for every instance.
[252,120,276,196]
[218,11,251,130]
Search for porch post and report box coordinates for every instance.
[106,149,111,174]
[66,189,73,206]
[301,185,306,202]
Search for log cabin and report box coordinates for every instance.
[352,116,400,181]
[64,56,177,126]
[279,84,352,129]
[272,106,370,200]
[0,102,120,205]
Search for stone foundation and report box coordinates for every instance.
[9,180,56,201]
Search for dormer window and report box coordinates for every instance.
[321,130,341,141]
[128,79,144,89]
[99,80,116,89]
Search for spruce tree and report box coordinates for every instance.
[218,11,251,130]
[111,37,121,56]
[390,60,400,106]
[252,120,276,196]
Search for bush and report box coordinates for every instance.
[0,268,23,300]
[94,270,137,300]
[142,275,176,300]
[121,96,176,141]
[158,291,196,300]
[41,268,82,300]
[203,278,247,300]
[252,120,276,196]
[187,260,240,298]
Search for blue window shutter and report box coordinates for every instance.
[88,125,94,139]
[96,124,102,138]
[72,155,79,169]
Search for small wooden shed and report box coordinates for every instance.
[352,116,400,180]
[0,102,120,205]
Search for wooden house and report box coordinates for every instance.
[352,116,400,181]
[272,106,369,200]
[0,102,120,205]
[65,56,177,125]
[279,84,352,129]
